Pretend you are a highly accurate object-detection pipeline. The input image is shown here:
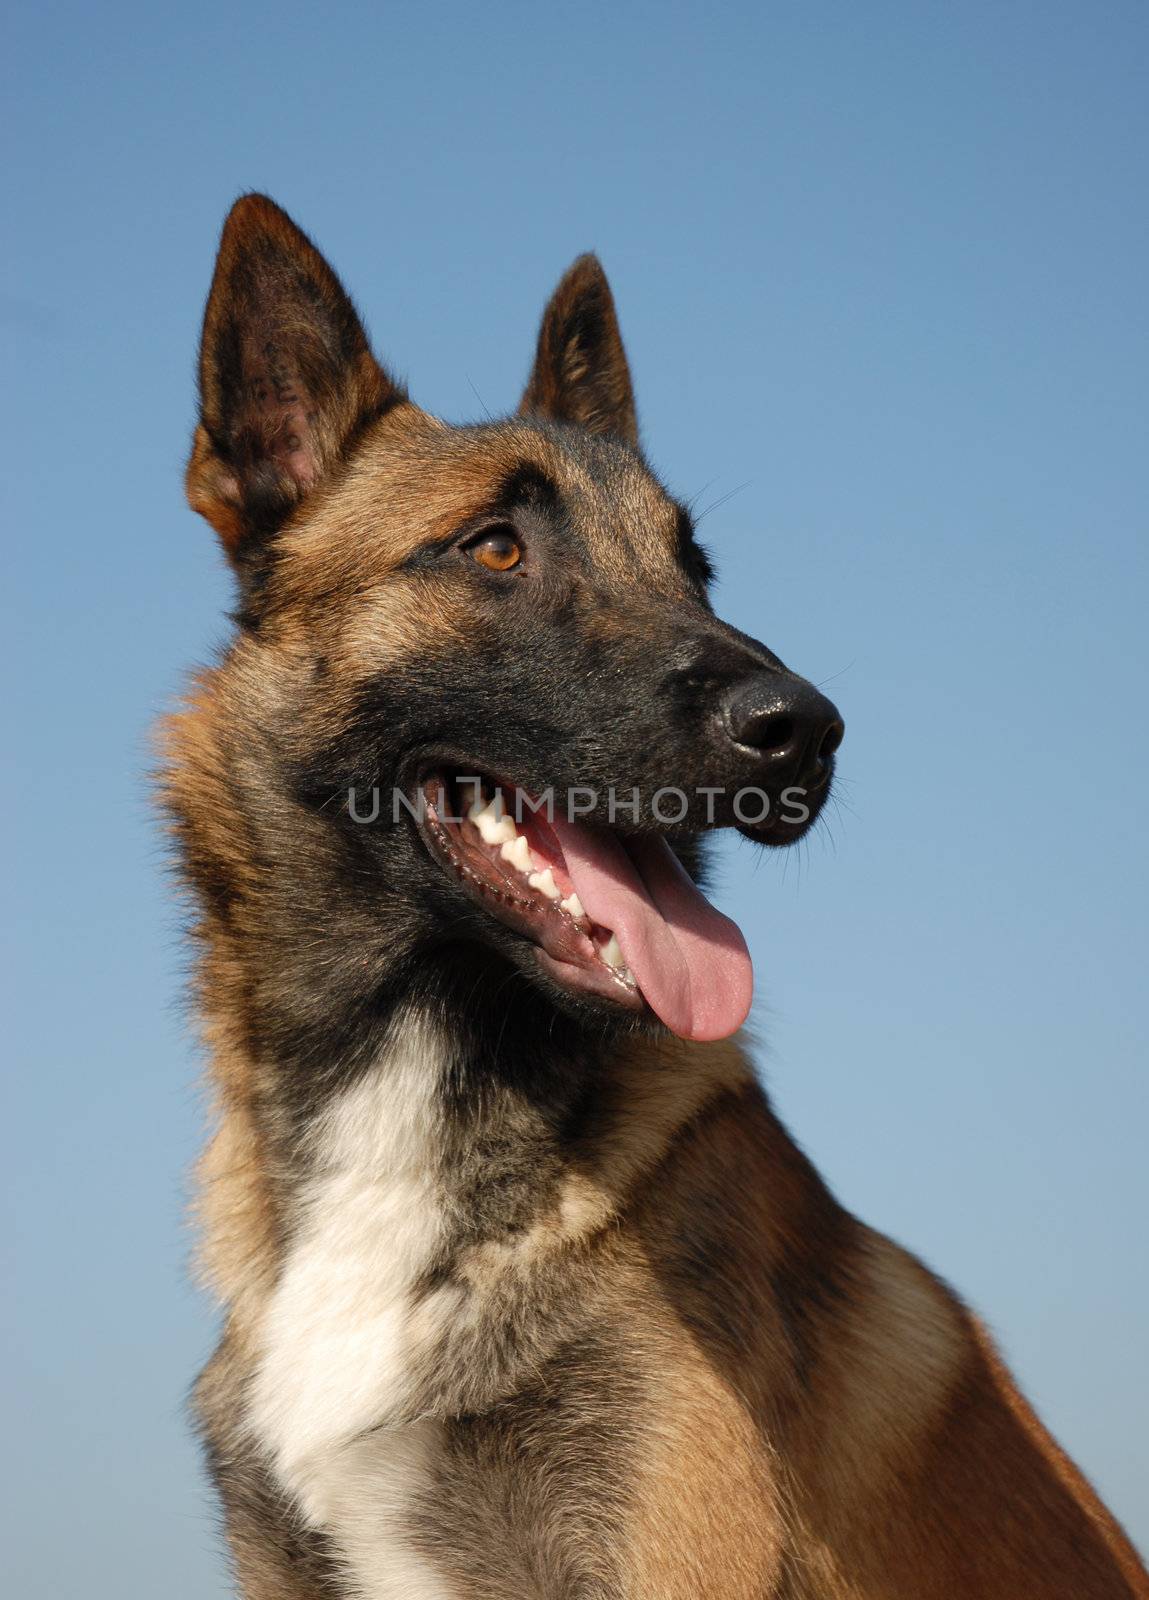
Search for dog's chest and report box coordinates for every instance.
[246,1016,463,1589]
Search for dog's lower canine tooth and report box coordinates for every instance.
[528,868,561,901]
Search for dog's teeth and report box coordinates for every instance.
[601,933,625,970]
[475,811,512,846]
[528,868,561,901]
[500,834,532,872]
[470,798,517,846]
[560,893,585,921]
[621,966,636,986]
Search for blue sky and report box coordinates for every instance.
[2,1,1146,1589]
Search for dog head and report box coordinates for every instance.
[179,195,842,1046]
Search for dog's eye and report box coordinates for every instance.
[468,527,523,572]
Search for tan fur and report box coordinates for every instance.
[625,1357,786,1597]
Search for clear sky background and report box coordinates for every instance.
[2,2,1146,1592]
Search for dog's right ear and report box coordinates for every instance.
[187,194,404,565]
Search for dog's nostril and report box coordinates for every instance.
[724,673,843,767]
[817,720,845,763]
[752,714,795,754]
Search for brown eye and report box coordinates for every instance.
[469,528,523,572]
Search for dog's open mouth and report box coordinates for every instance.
[416,772,752,1041]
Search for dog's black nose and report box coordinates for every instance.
[723,673,844,783]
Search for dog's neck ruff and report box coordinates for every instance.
[240,997,748,1590]
[247,1011,452,1508]
[247,1009,461,1593]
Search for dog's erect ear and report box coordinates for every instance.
[187,194,404,559]
[518,255,638,448]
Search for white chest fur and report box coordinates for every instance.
[246,1014,462,1596]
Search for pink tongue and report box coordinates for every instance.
[546,814,753,1041]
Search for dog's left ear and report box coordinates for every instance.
[518,255,638,448]
[187,193,405,561]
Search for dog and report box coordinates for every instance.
[162,193,1147,1598]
